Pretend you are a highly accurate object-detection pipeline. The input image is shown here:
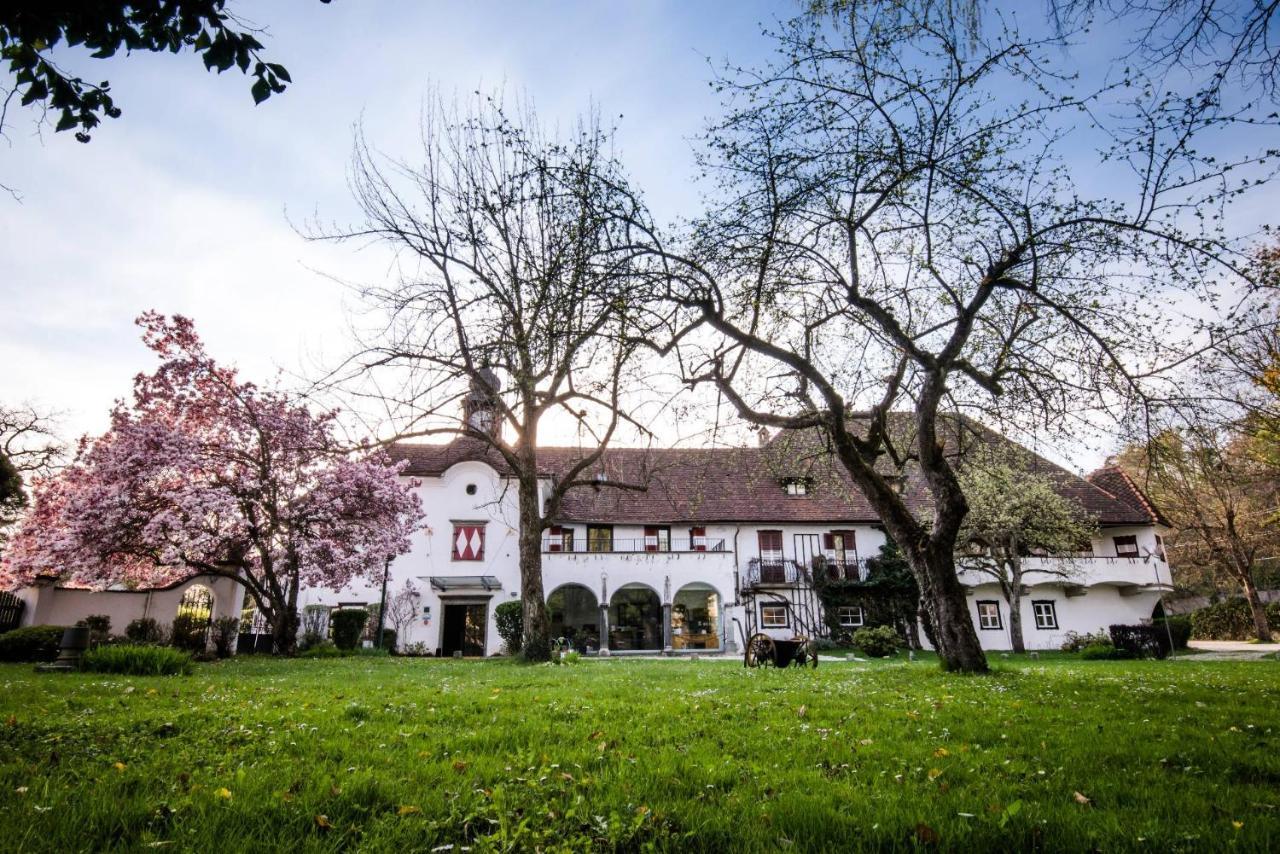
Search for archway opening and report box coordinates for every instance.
[174,584,214,651]
[672,583,720,650]
[547,584,600,652]
[608,584,661,651]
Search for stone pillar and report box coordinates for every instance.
[598,603,611,656]
[663,602,673,655]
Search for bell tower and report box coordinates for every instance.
[462,366,503,439]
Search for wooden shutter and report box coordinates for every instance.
[453,524,485,560]
[690,526,706,552]
[548,526,563,552]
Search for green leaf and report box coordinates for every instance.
[251,78,271,105]
[54,110,78,132]
[267,63,291,83]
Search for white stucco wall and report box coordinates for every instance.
[19,575,243,635]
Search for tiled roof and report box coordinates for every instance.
[1085,466,1170,527]
[389,417,1160,527]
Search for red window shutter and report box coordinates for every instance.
[644,526,658,552]
[548,526,562,552]
[690,526,706,551]
[822,532,834,550]
[453,524,486,560]
[758,530,782,554]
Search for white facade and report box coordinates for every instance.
[299,457,1173,655]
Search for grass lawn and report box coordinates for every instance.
[1,655,1277,852]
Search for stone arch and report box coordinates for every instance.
[671,582,722,651]
[608,583,662,651]
[173,583,215,651]
[547,584,600,652]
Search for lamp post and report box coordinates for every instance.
[376,554,391,650]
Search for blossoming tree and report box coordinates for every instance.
[0,313,423,654]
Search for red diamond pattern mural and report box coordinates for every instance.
[453,524,485,560]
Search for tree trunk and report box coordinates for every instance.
[272,607,299,656]
[516,475,552,662]
[1007,584,1025,654]
[914,547,989,672]
[1241,575,1273,643]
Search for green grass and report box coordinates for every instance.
[0,655,1277,852]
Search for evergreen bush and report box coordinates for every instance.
[0,625,67,662]
[1109,624,1168,659]
[495,599,523,653]
[1153,616,1192,650]
[1189,598,1280,641]
[851,625,900,658]
[76,614,112,646]
[124,617,164,644]
[330,609,368,650]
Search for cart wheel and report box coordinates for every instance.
[797,637,819,668]
[745,633,775,668]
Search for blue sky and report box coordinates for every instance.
[0,1,1270,470]
[0,1,778,445]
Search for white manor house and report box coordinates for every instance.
[10,404,1174,657]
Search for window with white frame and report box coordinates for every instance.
[836,605,864,627]
[760,603,790,628]
[976,600,1002,630]
[1032,600,1058,630]
[1113,535,1139,557]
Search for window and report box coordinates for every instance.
[547,526,574,553]
[452,524,486,561]
[644,525,671,552]
[689,525,707,552]
[782,477,811,497]
[823,529,858,576]
[837,605,864,627]
[1113,535,1139,558]
[760,603,790,628]
[757,530,783,561]
[1155,534,1166,562]
[1032,600,1058,630]
[587,525,613,553]
[977,600,1002,630]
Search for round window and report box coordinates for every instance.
[465,483,477,495]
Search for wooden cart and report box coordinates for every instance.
[744,633,818,668]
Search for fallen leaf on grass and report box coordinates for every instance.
[398,805,422,816]
[933,747,949,758]
[796,705,807,718]
[314,814,331,830]
[1233,821,1244,830]
[452,760,468,773]
[1073,791,1091,806]
[215,788,232,800]
[914,822,940,845]
[927,768,944,781]
[113,762,127,772]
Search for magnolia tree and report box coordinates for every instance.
[0,314,423,654]
[957,453,1097,653]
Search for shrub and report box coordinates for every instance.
[495,600,523,654]
[851,625,900,658]
[210,616,239,658]
[125,617,164,644]
[170,614,208,652]
[376,627,397,652]
[1060,630,1111,653]
[1109,624,1169,659]
[402,641,430,656]
[330,609,368,650]
[1153,616,1191,650]
[300,640,341,658]
[1081,643,1120,660]
[76,614,112,646]
[0,625,67,662]
[81,644,193,676]
[1190,598,1280,641]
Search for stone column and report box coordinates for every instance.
[598,603,611,656]
[663,602,674,655]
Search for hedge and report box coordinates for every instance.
[330,609,368,650]
[0,625,66,662]
[1189,597,1280,641]
[1109,624,1169,659]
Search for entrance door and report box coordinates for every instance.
[793,533,820,577]
[441,602,488,656]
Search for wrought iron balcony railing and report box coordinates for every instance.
[542,537,729,555]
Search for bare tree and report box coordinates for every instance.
[315,93,662,661]
[615,5,1273,672]
[384,579,421,648]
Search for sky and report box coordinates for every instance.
[0,1,1271,473]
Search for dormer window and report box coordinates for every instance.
[781,477,812,497]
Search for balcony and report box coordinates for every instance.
[542,536,729,555]
[742,557,870,588]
